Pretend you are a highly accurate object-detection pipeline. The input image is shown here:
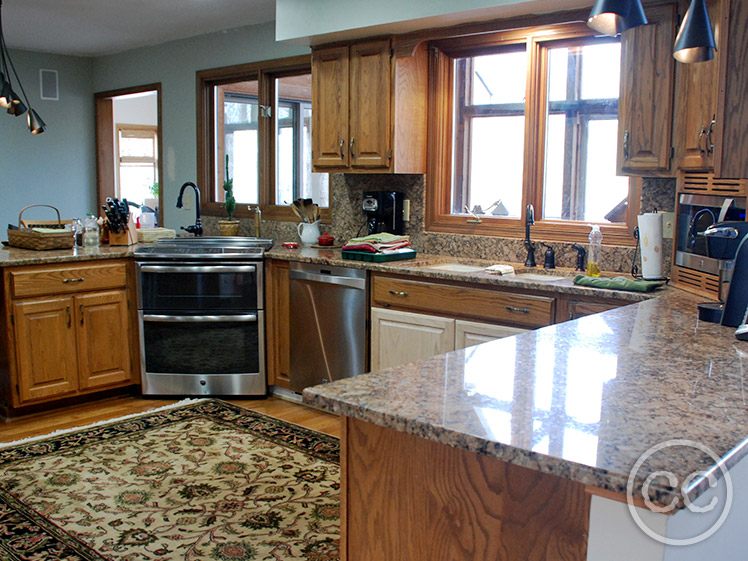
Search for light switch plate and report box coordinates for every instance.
[661,211,674,239]
[403,199,411,222]
[183,192,191,211]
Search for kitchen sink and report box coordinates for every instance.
[420,263,487,273]
[513,272,567,282]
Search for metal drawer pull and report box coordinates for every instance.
[339,138,345,159]
[389,290,408,297]
[350,137,356,159]
[80,304,84,325]
[623,130,630,160]
[63,277,85,283]
[698,127,706,155]
[505,305,530,314]
[66,306,71,327]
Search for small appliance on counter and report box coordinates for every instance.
[363,190,405,235]
[721,233,748,327]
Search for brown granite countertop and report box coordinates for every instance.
[0,244,135,267]
[304,284,747,511]
[266,246,664,302]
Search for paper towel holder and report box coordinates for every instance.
[632,224,669,282]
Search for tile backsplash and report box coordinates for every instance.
[204,173,676,274]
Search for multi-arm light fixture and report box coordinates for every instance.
[0,0,46,134]
[587,0,716,64]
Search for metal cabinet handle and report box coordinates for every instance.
[339,138,345,159]
[350,137,356,159]
[63,277,84,283]
[623,130,630,160]
[505,305,530,314]
[706,118,716,155]
[698,127,706,155]
[79,304,84,325]
[389,290,408,297]
[66,305,71,327]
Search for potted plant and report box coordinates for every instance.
[144,182,159,211]
[218,155,239,236]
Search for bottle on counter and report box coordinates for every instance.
[587,224,602,277]
[83,213,100,247]
[72,218,83,247]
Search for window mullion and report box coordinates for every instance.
[258,71,274,207]
[524,35,546,222]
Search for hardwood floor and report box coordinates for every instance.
[0,395,341,444]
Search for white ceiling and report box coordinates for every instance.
[1,0,277,57]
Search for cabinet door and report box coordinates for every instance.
[76,290,131,390]
[312,45,349,169]
[13,296,78,403]
[265,259,291,388]
[674,0,722,170]
[371,308,454,371]
[566,300,621,321]
[349,39,392,169]
[454,320,529,350]
[618,4,676,175]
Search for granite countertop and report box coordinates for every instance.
[304,287,748,511]
[0,244,135,267]
[266,246,662,301]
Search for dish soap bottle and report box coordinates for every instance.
[587,224,602,277]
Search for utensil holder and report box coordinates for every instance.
[109,227,136,246]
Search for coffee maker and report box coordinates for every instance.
[362,191,405,235]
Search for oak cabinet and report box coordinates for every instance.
[311,38,427,173]
[264,259,291,389]
[454,319,529,349]
[1,260,138,410]
[617,4,676,176]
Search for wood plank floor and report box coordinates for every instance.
[0,395,341,444]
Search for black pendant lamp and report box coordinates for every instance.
[673,0,716,63]
[587,0,648,36]
[0,0,46,134]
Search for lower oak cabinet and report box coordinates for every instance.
[371,308,529,371]
[1,259,139,409]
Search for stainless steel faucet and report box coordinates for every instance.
[524,204,536,267]
[176,182,203,237]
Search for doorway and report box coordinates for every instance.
[95,84,162,225]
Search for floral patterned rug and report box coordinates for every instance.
[0,399,340,561]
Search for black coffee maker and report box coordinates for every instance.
[363,191,405,235]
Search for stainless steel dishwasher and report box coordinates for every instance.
[288,262,367,392]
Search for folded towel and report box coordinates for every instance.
[343,233,411,253]
[484,264,515,275]
[346,233,409,245]
[573,275,664,293]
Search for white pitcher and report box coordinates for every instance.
[297,220,321,245]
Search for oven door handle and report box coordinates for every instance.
[143,314,258,323]
[139,265,256,274]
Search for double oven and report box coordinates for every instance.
[134,238,270,396]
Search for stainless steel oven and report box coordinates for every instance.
[135,238,271,396]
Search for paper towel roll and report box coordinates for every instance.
[638,212,664,280]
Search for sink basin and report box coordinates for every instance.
[513,272,567,282]
[421,263,486,273]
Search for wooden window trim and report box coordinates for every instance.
[116,124,158,201]
[196,55,331,222]
[426,22,640,246]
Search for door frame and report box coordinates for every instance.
[94,83,163,212]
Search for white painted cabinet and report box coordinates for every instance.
[371,308,527,371]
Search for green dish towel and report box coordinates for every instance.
[573,274,664,293]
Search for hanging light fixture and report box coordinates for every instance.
[587,0,648,36]
[0,0,46,134]
[673,0,716,63]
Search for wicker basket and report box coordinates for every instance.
[7,205,75,250]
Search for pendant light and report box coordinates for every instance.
[0,0,46,134]
[587,0,648,36]
[673,0,716,63]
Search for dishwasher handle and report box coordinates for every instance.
[289,268,366,290]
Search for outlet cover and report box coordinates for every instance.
[661,211,674,239]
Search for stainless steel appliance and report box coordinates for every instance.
[134,237,272,396]
[675,193,746,275]
[363,190,405,235]
[289,262,367,393]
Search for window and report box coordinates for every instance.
[428,23,638,244]
[116,125,158,206]
[197,56,329,221]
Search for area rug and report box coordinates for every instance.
[0,399,340,561]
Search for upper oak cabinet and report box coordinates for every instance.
[673,0,722,171]
[311,38,428,173]
[617,4,676,176]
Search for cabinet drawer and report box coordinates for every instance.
[10,262,127,298]
[372,275,555,328]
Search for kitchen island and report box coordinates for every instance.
[304,286,748,560]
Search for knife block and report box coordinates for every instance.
[109,227,136,246]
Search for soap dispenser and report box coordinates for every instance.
[587,225,602,277]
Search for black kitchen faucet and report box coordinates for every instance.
[176,181,203,236]
[524,204,536,267]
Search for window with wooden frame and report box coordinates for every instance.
[197,55,330,221]
[427,23,639,245]
[116,124,158,206]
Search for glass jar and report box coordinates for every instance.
[83,214,100,247]
[72,218,83,246]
